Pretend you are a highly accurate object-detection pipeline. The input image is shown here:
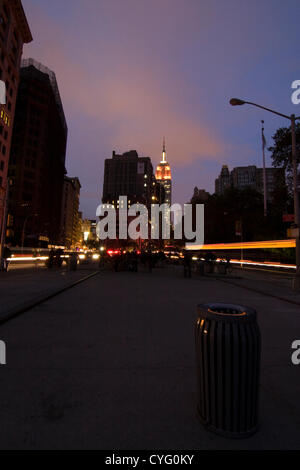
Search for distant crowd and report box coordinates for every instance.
[1,245,232,277]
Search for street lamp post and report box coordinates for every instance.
[0,182,9,270]
[261,120,267,217]
[230,98,300,290]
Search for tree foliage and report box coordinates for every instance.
[192,186,287,244]
[268,122,300,190]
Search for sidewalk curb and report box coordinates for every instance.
[0,270,100,326]
[218,277,300,307]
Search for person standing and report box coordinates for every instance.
[183,250,192,278]
[3,245,12,272]
[47,249,55,269]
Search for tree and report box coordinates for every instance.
[196,187,285,243]
[268,122,300,191]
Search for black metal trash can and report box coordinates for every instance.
[195,303,261,438]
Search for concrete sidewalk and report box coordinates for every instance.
[0,267,299,449]
[0,264,99,318]
[225,266,300,305]
[190,264,300,306]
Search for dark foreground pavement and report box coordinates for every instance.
[0,267,299,449]
[0,262,99,316]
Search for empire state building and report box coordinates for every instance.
[155,138,172,206]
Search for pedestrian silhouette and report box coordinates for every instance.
[183,250,192,278]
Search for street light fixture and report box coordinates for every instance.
[229,98,246,106]
[230,98,300,290]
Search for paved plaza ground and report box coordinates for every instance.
[0,264,299,449]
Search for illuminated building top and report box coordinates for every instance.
[155,138,172,210]
[155,137,172,181]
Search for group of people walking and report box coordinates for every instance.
[1,245,232,277]
[100,250,167,273]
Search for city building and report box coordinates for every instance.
[176,187,210,245]
[215,164,285,201]
[7,58,67,246]
[82,219,91,243]
[60,176,81,248]
[154,139,172,239]
[102,150,156,247]
[230,165,257,191]
[191,187,210,203]
[215,165,230,195]
[89,219,98,240]
[102,149,154,209]
[152,178,165,205]
[155,138,172,206]
[255,167,285,201]
[81,219,98,245]
[0,0,32,256]
[78,211,83,244]
[102,149,155,234]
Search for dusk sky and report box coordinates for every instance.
[22,0,300,218]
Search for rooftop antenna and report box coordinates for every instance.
[162,136,166,163]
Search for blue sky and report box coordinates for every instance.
[22,0,300,217]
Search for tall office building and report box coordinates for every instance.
[101,149,156,246]
[7,59,67,246]
[215,164,284,201]
[154,139,172,240]
[155,138,172,206]
[60,176,81,248]
[230,165,257,190]
[215,165,230,195]
[102,150,154,208]
[0,0,32,255]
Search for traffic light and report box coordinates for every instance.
[7,214,14,228]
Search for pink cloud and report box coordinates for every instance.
[22,1,229,168]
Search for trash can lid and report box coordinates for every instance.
[197,302,256,321]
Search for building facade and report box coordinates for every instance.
[102,149,154,209]
[255,167,285,202]
[7,58,67,246]
[215,164,284,201]
[101,149,159,247]
[154,139,172,239]
[191,187,210,204]
[215,165,230,195]
[230,165,257,191]
[81,219,91,243]
[81,219,98,244]
[155,139,172,207]
[0,0,32,255]
[60,176,81,248]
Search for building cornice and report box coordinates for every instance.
[11,0,33,43]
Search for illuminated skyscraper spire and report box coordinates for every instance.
[162,136,166,163]
[156,137,172,207]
